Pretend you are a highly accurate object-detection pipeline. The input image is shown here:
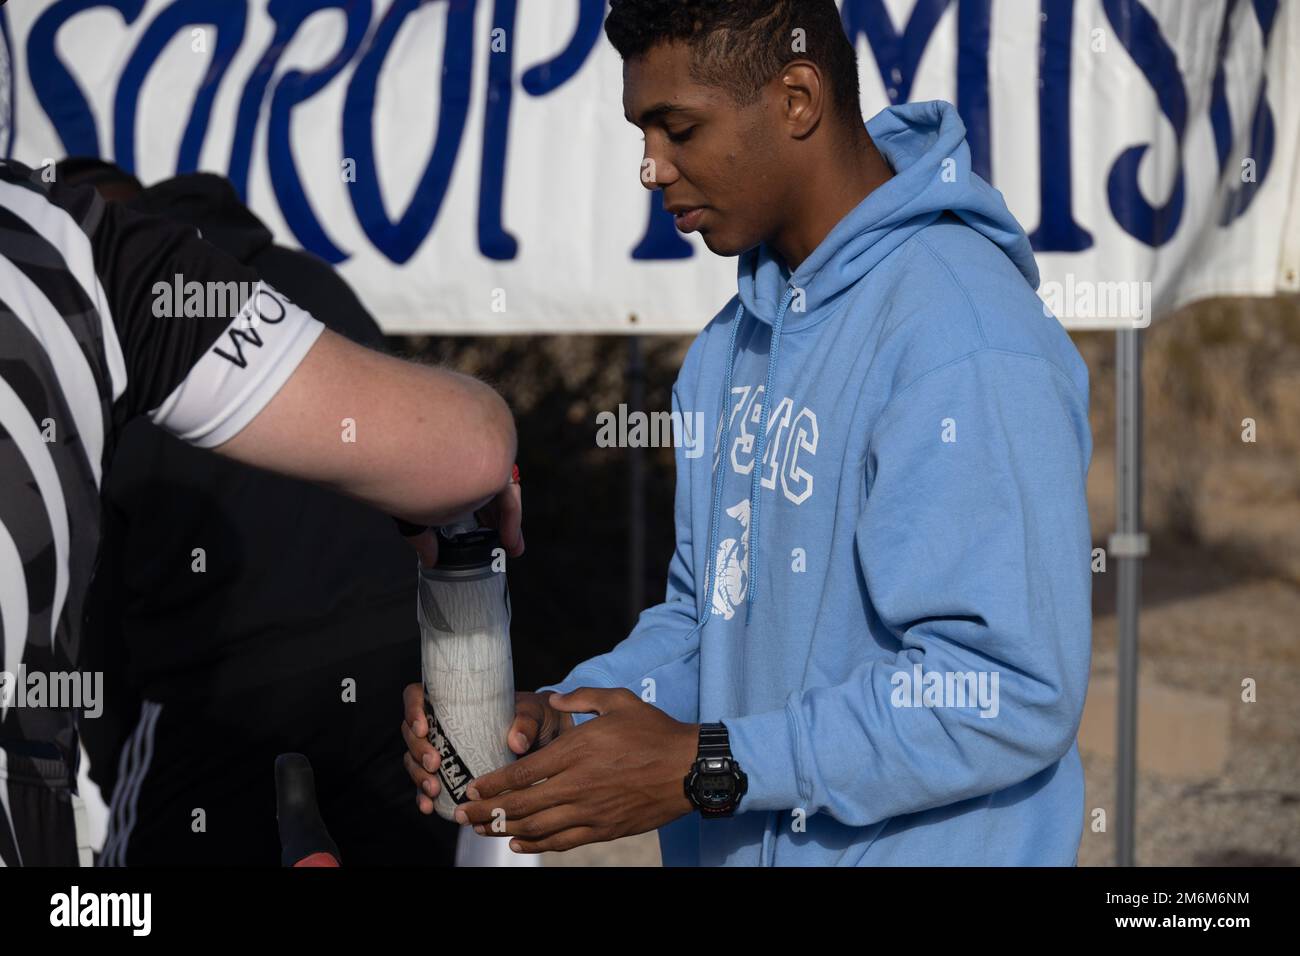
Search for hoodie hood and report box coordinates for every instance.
[737,99,1039,328]
[709,100,1044,624]
[128,173,274,265]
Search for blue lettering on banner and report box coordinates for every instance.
[262,0,371,264]
[840,0,993,183]
[1028,0,1093,253]
[18,0,1280,264]
[342,0,474,265]
[269,0,371,264]
[227,0,369,214]
[480,0,519,261]
[29,0,147,158]
[505,0,604,258]
[1102,0,1187,248]
[114,0,247,174]
[1214,0,1278,226]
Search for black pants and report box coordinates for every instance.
[97,641,456,866]
[0,750,82,866]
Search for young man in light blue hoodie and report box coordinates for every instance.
[401,0,1093,866]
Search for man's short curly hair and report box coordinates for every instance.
[605,0,863,129]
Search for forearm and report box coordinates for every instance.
[217,329,516,523]
[331,348,517,524]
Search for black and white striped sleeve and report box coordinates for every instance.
[38,170,325,447]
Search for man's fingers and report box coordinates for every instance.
[507,827,602,855]
[403,751,442,802]
[456,772,574,827]
[405,528,439,568]
[471,805,580,841]
[497,484,524,557]
[401,718,440,774]
[509,693,543,754]
[508,721,536,755]
[546,686,623,717]
[465,741,570,802]
[477,485,523,557]
[416,792,435,816]
[403,683,427,737]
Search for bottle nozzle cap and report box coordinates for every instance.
[439,513,480,537]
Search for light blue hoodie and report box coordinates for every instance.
[540,100,1092,866]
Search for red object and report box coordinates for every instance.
[511,463,520,485]
[292,851,340,867]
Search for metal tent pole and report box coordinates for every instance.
[628,334,646,629]
[1111,326,1147,867]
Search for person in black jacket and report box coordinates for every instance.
[60,158,459,865]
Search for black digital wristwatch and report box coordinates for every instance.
[684,722,748,818]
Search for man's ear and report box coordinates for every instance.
[777,60,825,139]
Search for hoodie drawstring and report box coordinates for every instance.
[703,302,746,620]
[744,286,793,623]
[703,288,795,625]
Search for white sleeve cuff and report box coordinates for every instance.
[148,282,325,448]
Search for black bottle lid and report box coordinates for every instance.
[434,526,501,570]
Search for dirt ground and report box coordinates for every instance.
[530,298,1300,867]
[1077,514,1300,866]
[1075,299,1300,866]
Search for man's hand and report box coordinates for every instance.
[476,480,524,559]
[401,684,442,814]
[400,685,574,815]
[401,479,523,568]
[504,688,575,755]
[452,688,699,853]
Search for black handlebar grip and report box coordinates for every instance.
[275,753,341,867]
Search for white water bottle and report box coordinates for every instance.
[418,524,516,822]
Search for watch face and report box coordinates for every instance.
[696,772,737,808]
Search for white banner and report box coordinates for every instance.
[3,0,1297,333]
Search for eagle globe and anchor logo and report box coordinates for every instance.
[710,499,752,621]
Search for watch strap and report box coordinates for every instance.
[698,722,731,758]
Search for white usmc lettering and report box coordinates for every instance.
[719,385,818,505]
